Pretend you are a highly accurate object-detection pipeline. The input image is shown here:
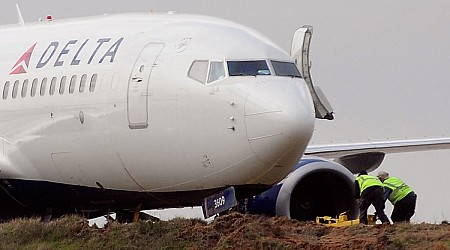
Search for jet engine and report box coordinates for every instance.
[243,157,358,221]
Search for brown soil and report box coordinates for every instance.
[192,213,450,249]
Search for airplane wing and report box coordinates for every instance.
[304,137,450,173]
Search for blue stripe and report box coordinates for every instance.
[245,184,282,216]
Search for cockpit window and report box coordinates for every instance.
[208,62,225,83]
[227,60,270,76]
[189,60,226,84]
[271,60,302,78]
[188,60,208,83]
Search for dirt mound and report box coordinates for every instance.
[189,213,450,249]
[0,213,449,249]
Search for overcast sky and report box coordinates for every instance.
[2,0,450,223]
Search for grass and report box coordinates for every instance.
[0,214,449,250]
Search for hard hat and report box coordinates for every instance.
[377,171,389,179]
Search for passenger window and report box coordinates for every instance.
[89,74,97,92]
[69,75,77,93]
[188,60,208,83]
[21,79,29,98]
[79,74,87,93]
[31,78,38,97]
[40,78,47,96]
[208,62,225,83]
[3,81,10,100]
[49,77,57,95]
[12,80,19,99]
[59,76,67,94]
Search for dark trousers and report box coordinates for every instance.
[392,192,417,223]
[359,186,390,224]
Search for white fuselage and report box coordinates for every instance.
[0,13,315,197]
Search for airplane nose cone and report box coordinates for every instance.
[245,80,315,169]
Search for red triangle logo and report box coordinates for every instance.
[10,65,27,75]
[10,43,37,75]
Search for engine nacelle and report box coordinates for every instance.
[243,157,358,221]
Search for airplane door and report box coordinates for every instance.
[128,43,164,129]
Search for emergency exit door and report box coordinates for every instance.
[128,43,164,129]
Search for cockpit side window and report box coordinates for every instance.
[227,60,270,76]
[188,60,209,83]
[207,61,225,83]
[271,60,302,78]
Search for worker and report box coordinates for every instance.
[354,171,390,224]
[377,171,417,223]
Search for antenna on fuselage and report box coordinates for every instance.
[16,3,25,25]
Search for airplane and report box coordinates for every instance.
[1,10,450,222]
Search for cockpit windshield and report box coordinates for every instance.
[271,60,302,78]
[227,60,270,76]
[188,59,302,84]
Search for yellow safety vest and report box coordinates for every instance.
[383,177,413,205]
[356,175,383,194]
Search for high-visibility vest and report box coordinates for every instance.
[383,177,413,205]
[356,175,383,194]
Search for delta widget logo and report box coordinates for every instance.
[10,43,36,75]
